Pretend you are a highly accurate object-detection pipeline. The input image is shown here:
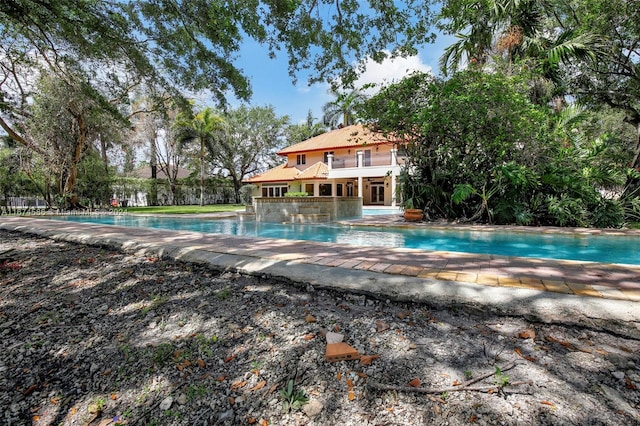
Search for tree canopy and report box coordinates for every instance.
[361,70,630,227]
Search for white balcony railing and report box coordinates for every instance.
[328,150,407,170]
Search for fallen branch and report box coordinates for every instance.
[367,380,533,394]
[366,362,530,394]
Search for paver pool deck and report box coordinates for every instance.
[2,214,640,328]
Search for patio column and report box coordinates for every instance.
[357,176,363,198]
[327,153,334,170]
[390,147,398,165]
[390,173,398,207]
[357,150,363,168]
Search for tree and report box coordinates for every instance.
[1,1,437,142]
[173,107,226,206]
[567,0,640,175]
[24,74,126,208]
[362,69,630,227]
[322,89,368,128]
[215,106,290,203]
[284,110,326,146]
[437,0,597,101]
[1,1,438,208]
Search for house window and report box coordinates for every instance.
[262,185,288,197]
[296,154,306,165]
[336,184,343,197]
[319,184,332,196]
[323,151,334,163]
[305,183,314,196]
[347,182,354,197]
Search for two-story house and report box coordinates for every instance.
[244,124,404,207]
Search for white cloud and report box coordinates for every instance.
[355,52,432,95]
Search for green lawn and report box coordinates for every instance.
[124,205,244,214]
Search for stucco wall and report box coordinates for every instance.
[254,197,362,222]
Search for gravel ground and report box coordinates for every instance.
[1,229,639,426]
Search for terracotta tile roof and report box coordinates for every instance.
[295,162,328,180]
[278,124,393,155]
[244,163,299,183]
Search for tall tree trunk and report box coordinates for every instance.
[63,113,87,209]
[199,138,205,206]
[149,131,158,206]
[623,119,640,198]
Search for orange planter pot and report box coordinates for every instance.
[403,209,423,222]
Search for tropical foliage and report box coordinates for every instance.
[361,70,631,227]
[173,108,227,206]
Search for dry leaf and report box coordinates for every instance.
[69,407,77,416]
[110,393,117,400]
[231,380,247,390]
[50,397,60,405]
[376,321,390,332]
[546,336,574,349]
[217,375,226,382]
[346,378,354,388]
[32,416,40,422]
[261,420,268,426]
[469,414,478,423]
[337,372,342,381]
[248,418,257,424]
[540,400,556,408]
[452,380,461,386]
[228,396,235,405]
[302,333,315,341]
[396,311,410,319]
[225,354,237,363]
[625,377,637,390]
[23,384,38,395]
[408,378,421,387]
[433,404,441,414]
[197,358,205,368]
[360,354,380,365]
[305,314,316,323]
[517,329,536,339]
[249,380,267,392]
[348,391,355,401]
[385,407,394,412]
[354,371,368,378]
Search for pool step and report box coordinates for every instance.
[236,212,256,221]
[287,213,331,224]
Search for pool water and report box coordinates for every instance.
[53,215,640,265]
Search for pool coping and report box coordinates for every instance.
[2,215,640,333]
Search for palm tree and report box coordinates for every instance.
[438,0,597,83]
[173,107,226,206]
[322,89,367,129]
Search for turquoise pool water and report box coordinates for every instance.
[52,215,640,265]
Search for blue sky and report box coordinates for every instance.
[220,33,457,125]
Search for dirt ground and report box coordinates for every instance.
[1,229,639,425]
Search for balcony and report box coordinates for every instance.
[329,152,407,169]
[326,150,406,179]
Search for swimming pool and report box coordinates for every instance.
[52,215,640,265]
